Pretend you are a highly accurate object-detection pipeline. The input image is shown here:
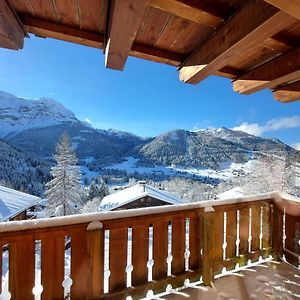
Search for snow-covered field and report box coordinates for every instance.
[105,156,257,180]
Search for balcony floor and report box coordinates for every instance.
[162,261,300,300]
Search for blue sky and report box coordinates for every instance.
[0,35,299,148]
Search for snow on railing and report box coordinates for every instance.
[0,191,299,300]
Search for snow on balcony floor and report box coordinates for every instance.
[162,261,300,300]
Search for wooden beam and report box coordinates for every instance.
[0,0,24,50]
[149,0,223,27]
[179,0,297,84]
[273,81,300,103]
[233,47,300,94]
[105,0,149,70]
[22,15,104,48]
[130,44,184,66]
[264,0,300,20]
[21,15,181,66]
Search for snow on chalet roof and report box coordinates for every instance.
[101,183,184,210]
[0,186,41,221]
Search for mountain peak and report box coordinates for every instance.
[0,91,78,138]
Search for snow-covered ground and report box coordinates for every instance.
[105,157,257,180]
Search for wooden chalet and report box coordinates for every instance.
[101,182,184,210]
[0,0,300,102]
[1,0,300,299]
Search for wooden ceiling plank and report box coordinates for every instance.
[0,0,24,50]
[22,15,104,48]
[105,0,149,70]
[149,0,223,27]
[21,15,181,66]
[264,0,300,20]
[233,47,300,94]
[179,0,297,84]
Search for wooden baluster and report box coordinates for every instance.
[9,237,35,299]
[132,224,149,287]
[41,236,65,300]
[262,203,271,251]
[271,202,283,260]
[70,226,89,300]
[87,221,104,300]
[202,207,215,286]
[212,207,223,274]
[251,203,261,253]
[239,206,249,257]
[152,221,168,282]
[172,217,185,275]
[226,209,237,266]
[109,227,128,292]
[188,214,201,272]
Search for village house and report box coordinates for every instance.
[0,185,41,221]
[101,182,184,210]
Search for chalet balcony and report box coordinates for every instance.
[0,191,299,300]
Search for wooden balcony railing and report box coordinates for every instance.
[0,192,299,300]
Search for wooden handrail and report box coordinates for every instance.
[0,193,299,299]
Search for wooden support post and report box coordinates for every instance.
[87,221,104,300]
[202,207,215,286]
[271,202,283,261]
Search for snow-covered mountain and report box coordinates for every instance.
[135,128,299,169]
[1,91,299,171]
[0,91,78,138]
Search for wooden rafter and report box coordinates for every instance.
[149,0,223,27]
[233,47,300,95]
[179,0,297,84]
[105,0,149,70]
[264,0,300,20]
[273,81,300,103]
[22,15,181,66]
[22,16,104,48]
[0,0,24,50]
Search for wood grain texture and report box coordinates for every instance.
[87,228,104,299]
[179,0,296,84]
[109,227,128,292]
[264,0,300,20]
[152,220,168,281]
[172,217,186,275]
[41,236,65,300]
[9,238,35,299]
[0,0,24,49]
[70,226,89,300]
[188,214,201,271]
[105,0,149,70]
[233,47,300,94]
[131,224,149,287]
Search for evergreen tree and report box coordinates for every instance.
[45,133,83,216]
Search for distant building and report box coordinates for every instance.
[101,182,184,211]
[0,185,41,221]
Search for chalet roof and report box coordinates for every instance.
[101,183,184,210]
[0,185,41,221]
[1,0,299,102]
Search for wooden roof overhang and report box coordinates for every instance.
[1,0,300,102]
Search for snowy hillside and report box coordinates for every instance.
[0,91,78,138]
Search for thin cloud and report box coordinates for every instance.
[84,118,91,124]
[232,116,300,136]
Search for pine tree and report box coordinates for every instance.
[45,133,83,216]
